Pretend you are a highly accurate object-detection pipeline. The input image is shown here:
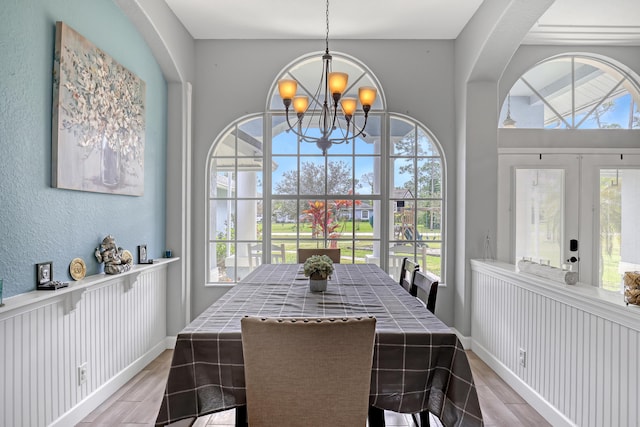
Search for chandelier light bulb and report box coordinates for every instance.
[278,79,297,101]
[328,72,348,97]
[358,87,377,109]
[293,96,309,114]
[340,98,357,116]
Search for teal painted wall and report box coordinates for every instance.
[0,0,167,298]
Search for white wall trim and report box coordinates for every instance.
[471,259,640,427]
[0,264,173,427]
[49,341,167,427]
[471,340,576,427]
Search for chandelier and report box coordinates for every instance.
[277,0,377,155]
[503,93,517,128]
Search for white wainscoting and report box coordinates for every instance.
[0,260,175,427]
[471,259,640,427]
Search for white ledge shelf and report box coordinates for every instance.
[0,257,179,317]
[471,259,640,332]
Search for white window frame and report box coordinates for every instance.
[498,150,640,289]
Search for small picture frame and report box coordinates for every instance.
[36,261,53,287]
[138,244,153,264]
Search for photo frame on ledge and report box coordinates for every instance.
[36,262,67,290]
[138,244,153,264]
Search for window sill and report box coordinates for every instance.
[471,259,640,332]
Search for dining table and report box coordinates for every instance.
[155,263,483,427]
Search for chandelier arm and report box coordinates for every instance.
[283,108,317,141]
[329,112,369,143]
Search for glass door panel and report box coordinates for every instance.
[514,169,564,267]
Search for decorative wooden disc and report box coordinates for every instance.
[70,258,87,281]
[121,249,133,264]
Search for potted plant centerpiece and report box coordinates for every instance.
[303,254,334,292]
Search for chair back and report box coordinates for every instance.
[297,248,341,263]
[249,243,286,267]
[271,243,286,263]
[411,270,439,314]
[241,316,376,427]
[399,257,419,293]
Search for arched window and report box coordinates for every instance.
[207,53,445,285]
[499,55,640,129]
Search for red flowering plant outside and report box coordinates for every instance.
[302,192,361,249]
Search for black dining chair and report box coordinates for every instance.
[399,257,419,294]
[411,269,439,314]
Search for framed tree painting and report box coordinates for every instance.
[52,21,146,196]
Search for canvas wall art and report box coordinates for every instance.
[52,21,146,196]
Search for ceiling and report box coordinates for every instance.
[165,0,640,45]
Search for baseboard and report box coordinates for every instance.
[471,340,576,427]
[451,328,472,349]
[50,340,168,427]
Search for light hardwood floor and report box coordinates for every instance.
[77,350,551,427]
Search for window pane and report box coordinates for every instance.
[272,116,298,155]
[522,58,573,127]
[390,118,415,156]
[355,115,381,155]
[237,200,260,241]
[390,200,418,242]
[210,199,235,240]
[299,157,326,195]
[600,169,640,291]
[515,169,564,267]
[327,158,353,195]
[392,157,415,196]
[214,130,236,156]
[417,128,438,156]
[577,93,632,129]
[210,242,235,282]
[418,200,442,241]
[237,164,262,197]
[237,117,263,157]
[271,199,298,228]
[355,156,378,195]
[272,156,298,195]
[416,158,442,198]
[210,159,235,198]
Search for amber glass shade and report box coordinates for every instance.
[358,87,377,107]
[293,96,309,114]
[278,79,298,100]
[328,72,348,96]
[340,98,357,116]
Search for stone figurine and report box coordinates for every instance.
[95,235,132,274]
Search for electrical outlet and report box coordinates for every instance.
[518,348,527,367]
[78,363,87,385]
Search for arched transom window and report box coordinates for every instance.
[500,55,640,129]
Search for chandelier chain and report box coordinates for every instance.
[325,0,330,53]
[276,0,376,154]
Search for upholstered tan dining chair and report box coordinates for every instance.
[297,248,341,263]
[241,316,376,427]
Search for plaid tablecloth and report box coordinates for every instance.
[156,264,483,426]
